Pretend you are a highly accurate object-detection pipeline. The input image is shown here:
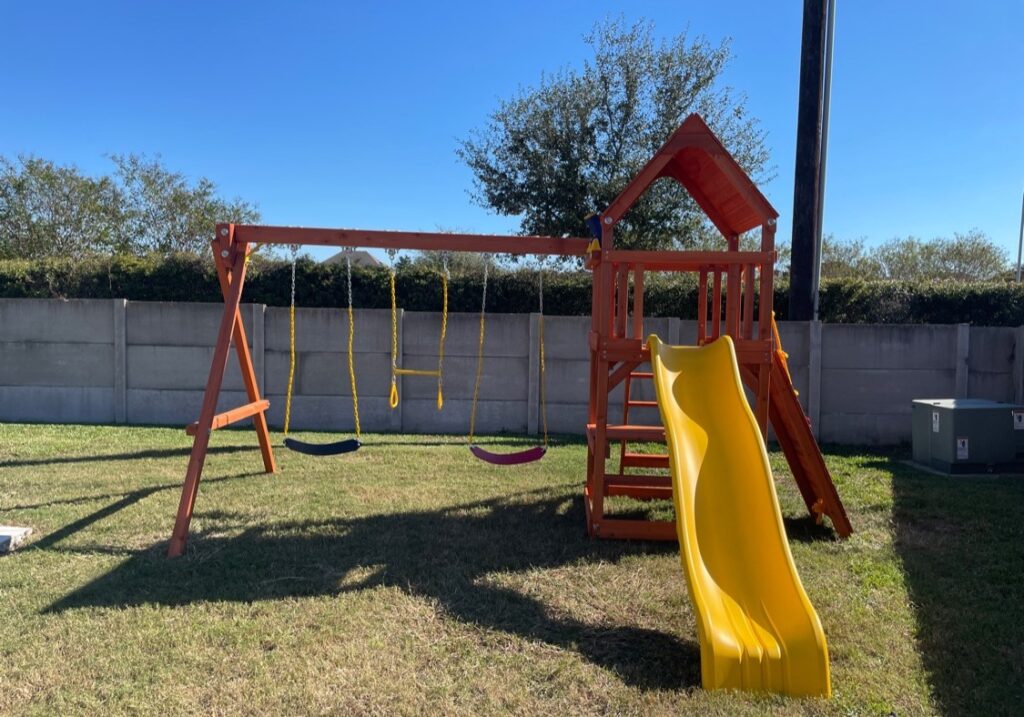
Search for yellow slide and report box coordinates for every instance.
[648,335,831,698]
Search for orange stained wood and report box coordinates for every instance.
[601,114,778,243]
[169,232,257,557]
[211,247,275,474]
[184,399,271,436]
[233,225,590,256]
[167,112,852,559]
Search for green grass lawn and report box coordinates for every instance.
[1,424,1021,716]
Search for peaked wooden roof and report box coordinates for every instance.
[603,114,777,239]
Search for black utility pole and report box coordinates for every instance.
[789,0,828,320]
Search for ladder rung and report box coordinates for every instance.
[627,400,658,407]
[629,371,653,379]
[587,423,665,441]
[185,399,270,436]
[621,452,670,468]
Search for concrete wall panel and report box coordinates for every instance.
[819,412,912,445]
[0,299,114,344]
[264,395,391,432]
[125,389,250,426]
[822,324,957,370]
[542,316,590,360]
[127,302,253,347]
[264,351,391,397]
[265,307,391,353]
[126,345,249,392]
[820,368,955,415]
[0,342,114,388]
[968,327,1016,373]
[968,372,1016,402]
[401,355,526,401]
[0,386,114,423]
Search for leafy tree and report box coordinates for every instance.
[109,154,259,255]
[0,157,121,259]
[0,154,259,259]
[874,230,1007,282]
[457,17,770,252]
[818,235,882,279]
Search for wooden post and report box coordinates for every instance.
[169,229,250,556]
[212,247,275,474]
[168,225,275,557]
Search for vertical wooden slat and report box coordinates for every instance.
[632,264,645,340]
[697,268,708,344]
[756,363,771,439]
[743,263,755,339]
[615,263,629,338]
[759,223,776,340]
[726,235,741,338]
[711,269,722,339]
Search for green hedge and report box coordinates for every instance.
[1,255,1022,325]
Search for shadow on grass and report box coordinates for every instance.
[44,488,697,691]
[10,473,256,546]
[0,444,254,470]
[781,515,838,543]
[888,453,1024,716]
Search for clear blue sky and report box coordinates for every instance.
[2,1,1022,261]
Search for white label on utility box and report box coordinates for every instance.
[1013,411,1024,431]
[932,411,940,432]
[956,437,969,460]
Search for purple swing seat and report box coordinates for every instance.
[469,444,547,465]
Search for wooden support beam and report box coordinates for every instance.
[168,231,252,558]
[233,224,589,256]
[185,400,270,436]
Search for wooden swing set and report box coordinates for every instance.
[168,113,851,557]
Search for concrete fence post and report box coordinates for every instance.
[808,319,822,439]
[113,298,127,424]
[528,313,540,435]
[668,317,680,345]
[955,323,970,398]
[1014,325,1024,404]
[251,303,266,395]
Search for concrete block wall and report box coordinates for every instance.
[1,298,1022,445]
[0,299,117,423]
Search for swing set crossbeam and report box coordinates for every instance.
[232,224,591,256]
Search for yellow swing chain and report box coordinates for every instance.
[283,245,298,435]
[388,251,400,409]
[436,255,449,410]
[345,252,362,439]
[468,257,489,446]
[389,251,448,411]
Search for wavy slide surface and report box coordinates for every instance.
[648,335,831,697]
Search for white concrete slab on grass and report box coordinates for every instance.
[0,526,32,554]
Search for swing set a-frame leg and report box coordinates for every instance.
[168,226,276,557]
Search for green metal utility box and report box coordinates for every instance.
[911,399,1024,474]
